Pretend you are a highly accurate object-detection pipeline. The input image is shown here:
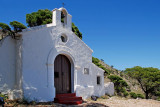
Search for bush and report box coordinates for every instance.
[108,75,128,96]
[155,91,160,96]
[130,92,137,99]
[157,96,160,101]
[92,57,110,75]
[123,91,129,97]
[137,94,144,99]
[0,23,11,32]
[10,21,26,32]
[0,94,8,100]
[120,72,124,77]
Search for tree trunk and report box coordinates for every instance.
[145,91,149,99]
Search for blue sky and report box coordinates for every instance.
[1,0,160,70]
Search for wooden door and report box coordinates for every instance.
[54,55,71,94]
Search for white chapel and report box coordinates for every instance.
[0,8,105,103]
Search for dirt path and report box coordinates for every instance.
[82,97,160,107]
[4,97,160,107]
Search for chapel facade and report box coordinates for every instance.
[0,8,105,102]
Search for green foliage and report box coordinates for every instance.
[26,9,52,27]
[125,66,160,99]
[92,57,110,74]
[120,72,124,77]
[72,23,82,39]
[0,23,11,32]
[0,94,8,100]
[130,92,152,99]
[108,75,128,96]
[92,57,100,64]
[137,94,145,99]
[0,23,12,39]
[108,75,128,87]
[130,92,137,99]
[111,65,114,68]
[155,89,160,96]
[10,21,26,32]
[123,91,129,97]
[157,96,160,101]
[26,9,82,39]
[61,12,65,23]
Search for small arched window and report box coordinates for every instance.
[61,34,68,43]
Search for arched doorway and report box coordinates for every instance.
[54,54,71,94]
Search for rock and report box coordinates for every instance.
[91,96,98,101]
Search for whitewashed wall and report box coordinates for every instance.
[104,82,114,96]
[21,7,105,101]
[0,8,106,102]
[0,36,16,93]
[76,63,105,99]
[22,26,56,102]
[21,22,104,101]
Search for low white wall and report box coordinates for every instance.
[91,64,105,97]
[76,85,94,99]
[76,63,105,99]
[104,82,114,96]
[0,36,16,94]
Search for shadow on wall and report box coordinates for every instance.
[15,39,23,90]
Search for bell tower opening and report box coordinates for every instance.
[61,10,67,25]
[52,8,72,30]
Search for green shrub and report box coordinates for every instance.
[10,21,27,32]
[126,86,131,92]
[121,88,126,93]
[108,75,128,96]
[123,91,129,97]
[0,94,8,100]
[120,72,124,77]
[130,92,137,99]
[92,57,100,64]
[157,96,160,101]
[155,91,160,96]
[137,94,144,99]
[0,23,11,32]
[92,57,110,75]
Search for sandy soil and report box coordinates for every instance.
[4,97,160,107]
[81,96,160,107]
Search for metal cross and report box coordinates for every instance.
[62,3,65,8]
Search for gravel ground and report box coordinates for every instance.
[82,96,160,107]
[4,97,160,107]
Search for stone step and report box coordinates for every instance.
[54,93,82,105]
